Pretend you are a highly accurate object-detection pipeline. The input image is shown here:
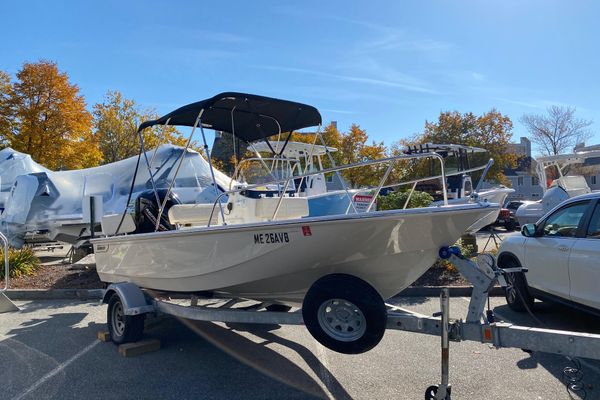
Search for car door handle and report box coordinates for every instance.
[558,246,569,252]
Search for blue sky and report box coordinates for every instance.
[2,0,599,153]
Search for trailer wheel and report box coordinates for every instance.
[107,294,145,344]
[302,274,387,354]
[425,385,451,400]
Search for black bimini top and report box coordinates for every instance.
[138,92,322,143]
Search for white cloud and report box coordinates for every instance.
[320,108,355,115]
[254,65,437,94]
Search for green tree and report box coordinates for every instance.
[377,190,433,210]
[93,90,190,163]
[4,61,101,169]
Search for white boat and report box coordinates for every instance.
[95,204,494,303]
[405,144,514,232]
[0,147,50,213]
[244,140,368,215]
[92,92,497,354]
[0,145,232,247]
[515,149,600,225]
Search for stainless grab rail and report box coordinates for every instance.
[207,152,448,226]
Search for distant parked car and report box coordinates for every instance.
[497,192,600,315]
[495,208,517,231]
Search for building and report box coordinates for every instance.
[503,137,544,201]
[507,136,532,158]
[574,143,600,191]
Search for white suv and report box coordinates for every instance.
[497,192,600,314]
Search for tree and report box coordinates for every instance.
[4,61,101,169]
[93,90,190,164]
[521,105,593,156]
[336,124,387,188]
[0,71,15,145]
[210,130,247,175]
[416,109,516,185]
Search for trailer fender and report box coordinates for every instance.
[102,282,154,316]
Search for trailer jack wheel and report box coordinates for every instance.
[107,294,145,344]
[302,274,387,354]
[425,385,451,400]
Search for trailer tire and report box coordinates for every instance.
[107,294,145,344]
[504,220,517,231]
[425,385,451,400]
[302,274,387,354]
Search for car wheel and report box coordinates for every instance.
[503,260,534,312]
[302,274,387,354]
[504,220,516,231]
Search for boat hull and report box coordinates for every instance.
[93,204,497,304]
[435,187,514,232]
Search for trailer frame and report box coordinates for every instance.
[101,247,600,400]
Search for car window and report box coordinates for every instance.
[541,201,589,237]
[586,204,600,239]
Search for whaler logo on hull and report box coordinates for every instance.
[254,232,290,244]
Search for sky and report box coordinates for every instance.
[2,0,599,154]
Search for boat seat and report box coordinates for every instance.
[168,203,218,227]
[254,196,309,220]
[101,213,136,235]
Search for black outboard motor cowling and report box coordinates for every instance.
[134,189,181,233]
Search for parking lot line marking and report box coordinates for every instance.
[12,339,100,400]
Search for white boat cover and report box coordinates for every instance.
[0,148,51,212]
[0,145,232,246]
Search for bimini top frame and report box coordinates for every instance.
[138,92,322,143]
[118,92,329,233]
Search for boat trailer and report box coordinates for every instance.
[96,246,600,399]
[3,243,600,399]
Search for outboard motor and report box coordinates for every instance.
[134,189,181,233]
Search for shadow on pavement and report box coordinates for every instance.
[184,318,348,399]
[1,303,322,400]
[494,300,600,400]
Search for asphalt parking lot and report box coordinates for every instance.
[2,295,600,400]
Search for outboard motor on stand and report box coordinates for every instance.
[134,189,181,233]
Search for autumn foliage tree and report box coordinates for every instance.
[288,122,386,187]
[93,90,191,164]
[0,71,15,143]
[414,109,516,185]
[0,61,101,169]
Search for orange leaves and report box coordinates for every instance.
[94,90,193,164]
[4,60,100,170]
[419,109,517,185]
